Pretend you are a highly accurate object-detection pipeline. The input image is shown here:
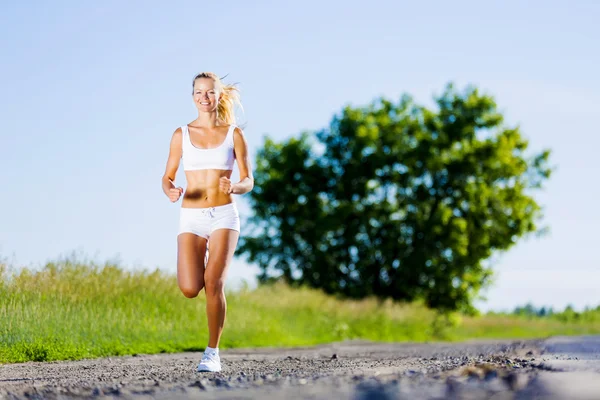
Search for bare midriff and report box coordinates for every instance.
[181,169,234,208]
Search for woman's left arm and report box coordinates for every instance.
[231,126,254,195]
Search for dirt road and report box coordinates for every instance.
[2,336,600,399]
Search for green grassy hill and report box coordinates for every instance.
[2,259,599,363]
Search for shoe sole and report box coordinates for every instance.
[197,364,221,372]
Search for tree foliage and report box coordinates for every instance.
[238,83,553,312]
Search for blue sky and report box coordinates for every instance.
[1,1,598,312]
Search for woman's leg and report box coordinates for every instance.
[204,228,239,348]
[177,233,208,298]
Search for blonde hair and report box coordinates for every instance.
[192,72,242,125]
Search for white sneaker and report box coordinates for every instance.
[197,350,221,372]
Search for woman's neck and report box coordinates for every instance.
[193,112,219,128]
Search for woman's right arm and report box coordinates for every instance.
[162,128,184,201]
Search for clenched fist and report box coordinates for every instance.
[219,176,234,194]
[168,186,184,202]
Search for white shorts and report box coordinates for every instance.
[178,203,240,240]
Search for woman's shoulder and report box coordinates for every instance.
[229,124,245,137]
[231,125,247,146]
[170,126,185,139]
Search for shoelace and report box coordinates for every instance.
[201,351,219,364]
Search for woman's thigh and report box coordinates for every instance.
[177,233,208,297]
[204,229,240,291]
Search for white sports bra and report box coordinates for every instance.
[181,124,236,171]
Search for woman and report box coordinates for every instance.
[161,72,253,372]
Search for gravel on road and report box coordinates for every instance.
[2,336,600,399]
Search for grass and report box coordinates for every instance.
[2,257,600,364]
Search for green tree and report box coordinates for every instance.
[238,83,552,312]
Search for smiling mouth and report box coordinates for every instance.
[200,102,210,105]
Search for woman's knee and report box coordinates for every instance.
[204,277,225,297]
[179,281,204,298]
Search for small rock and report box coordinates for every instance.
[189,380,206,390]
[331,353,338,360]
[503,372,529,391]
[215,378,230,388]
[107,387,121,396]
[484,370,498,381]
[465,366,483,380]
[445,376,462,396]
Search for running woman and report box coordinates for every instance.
[161,72,253,372]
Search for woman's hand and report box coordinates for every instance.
[219,176,234,194]
[168,184,184,202]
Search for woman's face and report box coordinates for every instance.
[193,78,219,112]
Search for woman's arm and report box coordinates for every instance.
[231,126,254,195]
[162,128,184,200]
